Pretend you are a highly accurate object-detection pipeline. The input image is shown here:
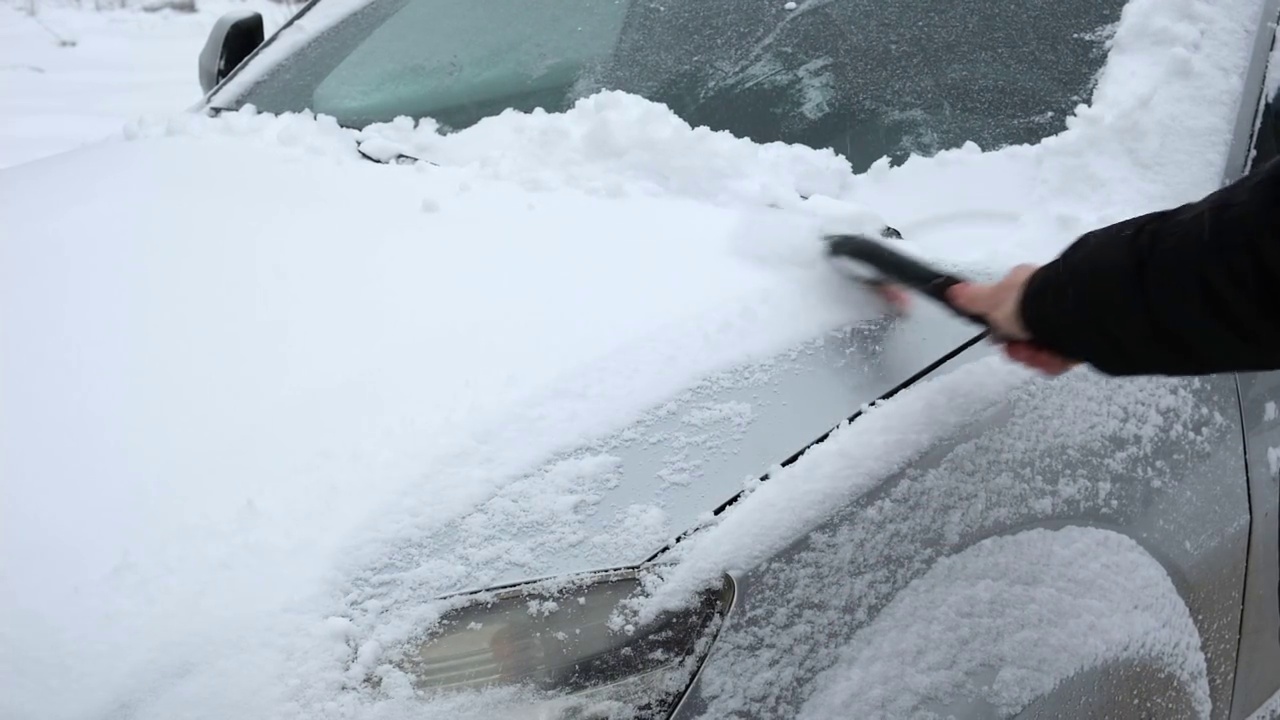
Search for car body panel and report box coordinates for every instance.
[1231,371,1280,719]
[1219,2,1280,713]
[667,349,1251,718]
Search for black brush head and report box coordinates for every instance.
[824,233,994,333]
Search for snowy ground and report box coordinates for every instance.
[2,0,1280,718]
[0,0,289,168]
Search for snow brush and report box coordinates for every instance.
[824,233,1002,339]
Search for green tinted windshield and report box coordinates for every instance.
[230,0,1125,171]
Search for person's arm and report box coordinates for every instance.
[1018,158,1280,376]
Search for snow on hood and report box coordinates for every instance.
[0,0,1269,715]
[0,92,889,720]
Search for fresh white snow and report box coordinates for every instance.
[1,0,1275,717]
[0,133,886,719]
[0,0,286,168]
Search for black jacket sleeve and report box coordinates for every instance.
[1019,157,1280,377]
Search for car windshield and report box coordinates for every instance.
[228,0,1125,171]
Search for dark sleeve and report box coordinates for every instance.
[1019,157,1280,376]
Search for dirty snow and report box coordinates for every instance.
[1,0,1275,717]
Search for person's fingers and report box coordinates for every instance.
[874,283,911,312]
[946,282,993,315]
[949,265,1039,341]
[1004,341,1078,376]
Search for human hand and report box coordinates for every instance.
[945,264,1080,376]
[870,281,912,313]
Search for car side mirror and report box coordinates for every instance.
[198,11,265,94]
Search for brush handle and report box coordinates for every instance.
[825,234,999,337]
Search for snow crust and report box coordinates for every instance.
[1,0,1273,716]
[799,527,1209,720]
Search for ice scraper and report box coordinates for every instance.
[824,233,1006,340]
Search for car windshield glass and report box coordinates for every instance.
[229,0,1125,171]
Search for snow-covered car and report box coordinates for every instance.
[3,0,1280,718]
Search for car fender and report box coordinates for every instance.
[796,525,1210,720]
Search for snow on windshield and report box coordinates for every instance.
[0,0,1271,717]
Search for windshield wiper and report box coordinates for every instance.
[356,137,438,167]
[210,106,433,167]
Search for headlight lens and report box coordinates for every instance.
[397,569,735,719]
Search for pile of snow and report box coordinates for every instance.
[354,93,859,208]
[124,93,867,214]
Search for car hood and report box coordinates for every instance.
[0,132,975,718]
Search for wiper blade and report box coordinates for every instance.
[203,107,436,167]
[356,138,438,167]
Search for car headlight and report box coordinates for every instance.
[396,568,736,719]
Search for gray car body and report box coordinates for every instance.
[196,0,1280,716]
